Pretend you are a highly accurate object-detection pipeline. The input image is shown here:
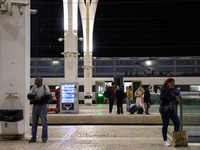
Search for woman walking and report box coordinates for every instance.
[160,78,180,147]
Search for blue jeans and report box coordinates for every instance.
[161,106,180,141]
[31,105,48,142]
[126,98,131,111]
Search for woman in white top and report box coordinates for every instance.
[134,86,144,107]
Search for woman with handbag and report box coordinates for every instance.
[160,78,180,147]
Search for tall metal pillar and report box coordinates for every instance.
[79,0,98,105]
[62,0,79,82]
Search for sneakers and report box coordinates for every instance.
[163,141,171,147]
[28,140,36,143]
[109,112,115,115]
[28,139,47,143]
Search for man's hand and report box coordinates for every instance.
[35,96,41,100]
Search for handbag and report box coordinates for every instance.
[159,104,173,114]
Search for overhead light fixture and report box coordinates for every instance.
[146,60,153,66]
[30,9,37,15]
[58,38,64,42]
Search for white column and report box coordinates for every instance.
[62,0,79,82]
[79,0,98,105]
[0,0,30,137]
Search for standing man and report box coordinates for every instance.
[27,77,51,143]
[108,82,116,115]
[126,85,132,112]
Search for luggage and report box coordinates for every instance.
[129,105,138,114]
[137,106,144,114]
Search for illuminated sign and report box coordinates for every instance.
[61,84,75,103]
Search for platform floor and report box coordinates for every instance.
[0,125,199,150]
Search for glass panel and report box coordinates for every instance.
[116,67,134,73]
[96,67,114,73]
[37,60,54,66]
[96,60,114,66]
[37,66,55,73]
[116,60,134,66]
[156,60,174,65]
[176,60,195,65]
[176,67,195,73]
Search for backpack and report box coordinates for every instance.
[104,88,110,98]
[43,85,52,104]
[137,106,144,114]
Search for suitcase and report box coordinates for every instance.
[137,106,144,114]
[129,105,138,114]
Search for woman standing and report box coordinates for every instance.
[115,85,124,115]
[144,88,151,115]
[160,78,180,147]
[134,86,144,107]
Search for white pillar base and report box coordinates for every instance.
[84,97,92,105]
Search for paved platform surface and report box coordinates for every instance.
[0,125,199,150]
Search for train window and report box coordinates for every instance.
[190,86,200,92]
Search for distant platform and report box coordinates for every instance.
[30,104,200,125]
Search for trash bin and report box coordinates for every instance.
[0,109,24,135]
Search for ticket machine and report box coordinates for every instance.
[95,81,105,104]
[60,82,79,113]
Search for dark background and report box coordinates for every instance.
[31,0,200,57]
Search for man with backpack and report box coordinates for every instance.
[27,77,51,143]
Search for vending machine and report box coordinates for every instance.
[60,82,79,113]
[95,81,105,104]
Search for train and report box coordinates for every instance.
[30,76,200,104]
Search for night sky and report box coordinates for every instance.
[31,0,200,57]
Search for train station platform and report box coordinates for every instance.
[0,125,199,150]
[30,104,200,125]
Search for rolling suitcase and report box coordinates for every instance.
[129,105,138,114]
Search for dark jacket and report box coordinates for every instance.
[160,87,176,106]
[27,94,51,105]
[108,86,116,99]
[144,90,151,103]
[115,89,124,101]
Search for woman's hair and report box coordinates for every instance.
[161,78,175,90]
[145,87,150,92]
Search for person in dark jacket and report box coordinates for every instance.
[144,88,151,115]
[27,77,51,143]
[115,85,124,115]
[160,78,180,147]
[108,82,116,114]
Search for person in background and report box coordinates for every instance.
[108,82,116,115]
[144,87,151,115]
[27,77,51,143]
[126,85,132,112]
[135,86,144,107]
[174,87,181,113]
[160,78,180,147]
[115,85,124,115]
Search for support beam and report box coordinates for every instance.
[79,0,98,105]
[62,0,79,82]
